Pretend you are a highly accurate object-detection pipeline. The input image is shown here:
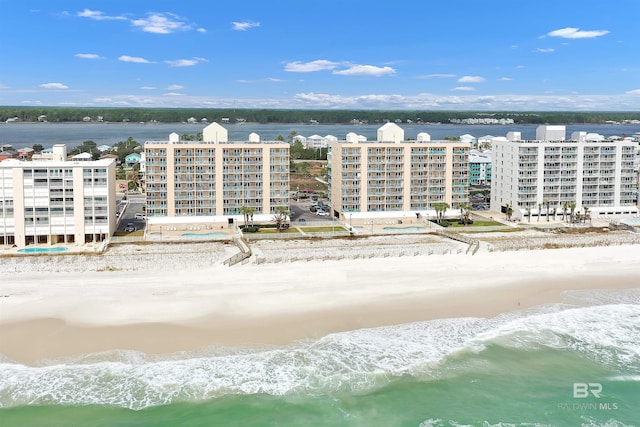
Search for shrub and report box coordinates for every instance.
[240,226,260,233]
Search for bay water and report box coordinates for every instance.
[1,122,639,151]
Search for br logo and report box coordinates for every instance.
[573,382,602,398]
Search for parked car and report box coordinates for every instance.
[315,210,330,216]
[134,213,147,220]
[124,223,135,232]
[309,205,318,212]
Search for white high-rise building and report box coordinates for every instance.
[491,126,638,219]
[0,157,117,247]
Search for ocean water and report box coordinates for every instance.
[1,289,639,426]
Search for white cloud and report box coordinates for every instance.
[163,92,184,97]
[140,86,157,90]
[40,83,69,89]
[0,84,9,89]
[232,21,260,31]
[285,60,338,72]
[75,53,102,60]
[77,9,126,21]
[547,27,610,39]
[458,76,485,83]
[131,13,191,34]
[197,28,207,33]
[167,84,184,90]
[119,55,151,64]
[452,86,476,91]
[333,65,396,77]
[165,59,198,67]
[535,48,555,53]
[499,77,513,81]
[626,89,640,95]
[237,78,285,84]
[417,74,456,79]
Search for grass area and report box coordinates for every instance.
[253,228,299,234]
[429,220,505,228]
[113,230,145,237]
[300,226,347,233]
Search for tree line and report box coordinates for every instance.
[1,106,638,125]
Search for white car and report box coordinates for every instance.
[315,210,330,216]
[134,213,147,220]
[124,223,135,232]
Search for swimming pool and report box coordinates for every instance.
[621,218,640,226]
[383,226,425,231]
[181,232,227,238]
[18,247,69,254]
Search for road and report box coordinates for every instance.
[117,192,147,233]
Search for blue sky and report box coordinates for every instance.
[1,0,639,111]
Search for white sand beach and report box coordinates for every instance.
[1,229,639,365]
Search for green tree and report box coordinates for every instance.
[505,203,514,221]
[432,202,449,223]
[273,206,290,231]
[113,137,141,163]
[459,203,473,225]
[32,144,44,153]
[69,140,101,160]
[568,202,577,223]
[239,205,255,227]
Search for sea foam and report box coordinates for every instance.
[1,290,638,410]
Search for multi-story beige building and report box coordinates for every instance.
[490,125,639,219]
[144,123,289,217]
[0,151,116,247]
[328,123,469,216]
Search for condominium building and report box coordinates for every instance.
[144,123,289,217]
[0,151,116,247]
[491,126,638,219]
[327,123,470,216]
[469,150,492,185]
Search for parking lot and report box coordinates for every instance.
[289,197,336,224]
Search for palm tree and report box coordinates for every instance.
[506,204,514,222]
[273,206,290,231]
[239,205,255,228]
[545,200,551,222]
[583,206,590,224]
[525,207,531,222]
[537,203,542,222]
[432,202,449,224]
[568,202,577,223]
[459,203,473,225]
[562,202,568,222]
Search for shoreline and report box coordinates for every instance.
[2,244,639,365]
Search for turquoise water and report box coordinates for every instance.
[621,218,640,226]
[383,226,425,231]
[181,232,226,238]
[16,247,68,253]
[1,289,639,426]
